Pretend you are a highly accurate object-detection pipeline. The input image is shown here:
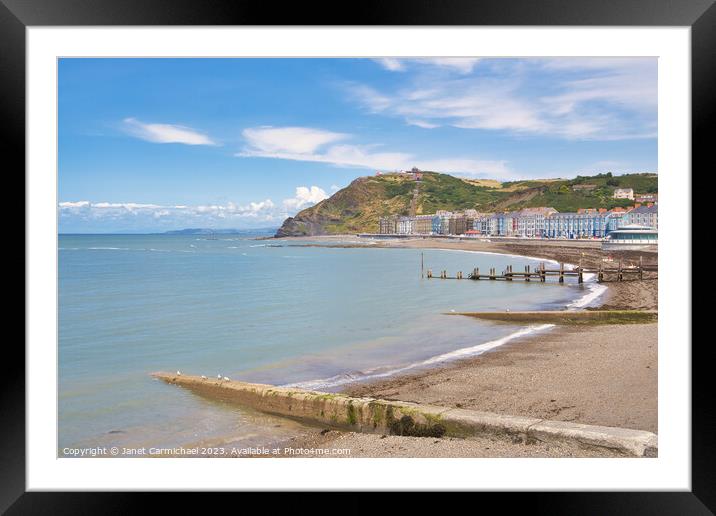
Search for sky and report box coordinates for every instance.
[58,57,657,233]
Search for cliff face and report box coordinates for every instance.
[274,216,331,237]
[275,175,414,237]
[274,171,658,237]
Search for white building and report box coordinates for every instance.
[396,216,414,235]
[613,188,634,200]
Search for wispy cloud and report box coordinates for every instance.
[123,117,218,145]
[237,125,513,178]
[354,58,657,140]
[374,58,406,72]
[406,119,440,129]
[374,58,482,74]
[242,126,348,155]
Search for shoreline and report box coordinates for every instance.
[277,323,656,458]
[341,322,657,433]
[281,241,608,392]
[278,235,657,457]
[275,234,657,311]
[125,235,657,457]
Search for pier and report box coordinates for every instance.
[426,258,657,283]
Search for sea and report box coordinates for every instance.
[58,233,605,456]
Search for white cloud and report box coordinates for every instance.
[242,126,348,155]
[283,186,329,211]
[58,201,90,209]
[238,125,513,178]
[353,58,657,140]
[58,199,280,223]
[406,119,440,129]
[191,199,276,218]
[93,202,163,210]
[418,58,482,74]
[58,190,336,231]
[375,58,481,74]
[374,58,406,72]
[123,118,217,146]
[349,85,393,113]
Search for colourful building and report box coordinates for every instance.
[623,204,658,229]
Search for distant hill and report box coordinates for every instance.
[164,228,277,235]
[275,171,657,237]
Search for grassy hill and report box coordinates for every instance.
[275,171,657,237]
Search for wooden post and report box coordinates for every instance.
[475,267,480,280]
[525,264,530,282]
[618,259,623,282]
[559,262,564,283]
[427,269,432,279]
[421,252,424,279]
[639,255,643,281]
[506,264,512,281]
[598,263,603,283]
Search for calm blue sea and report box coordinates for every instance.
[58,233,598,454]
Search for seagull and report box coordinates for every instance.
[176,371,182,376]
[223,376,230,381]
[450,309,456,313]
[201,375,207,380]
[506,308,510,312]
[217,374,222,379]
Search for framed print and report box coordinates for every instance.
[4,0,711,511]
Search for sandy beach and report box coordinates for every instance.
[344,324,657,433]
[280,235,657,457]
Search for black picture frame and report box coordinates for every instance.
[4,0,708,511]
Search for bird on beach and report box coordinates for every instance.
[223,376,230,381]
[217,374,222,379]
[201,375,207,380]
[176,371,182,376]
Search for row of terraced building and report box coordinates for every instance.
[378,203,657,239]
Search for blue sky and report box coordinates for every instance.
[58,57,657,233]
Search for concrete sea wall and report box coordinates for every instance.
[153,372,657,457]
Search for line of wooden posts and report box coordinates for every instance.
[425,256,656,283]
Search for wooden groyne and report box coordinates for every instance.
[426,258,657,283]
[152,373,657,456]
